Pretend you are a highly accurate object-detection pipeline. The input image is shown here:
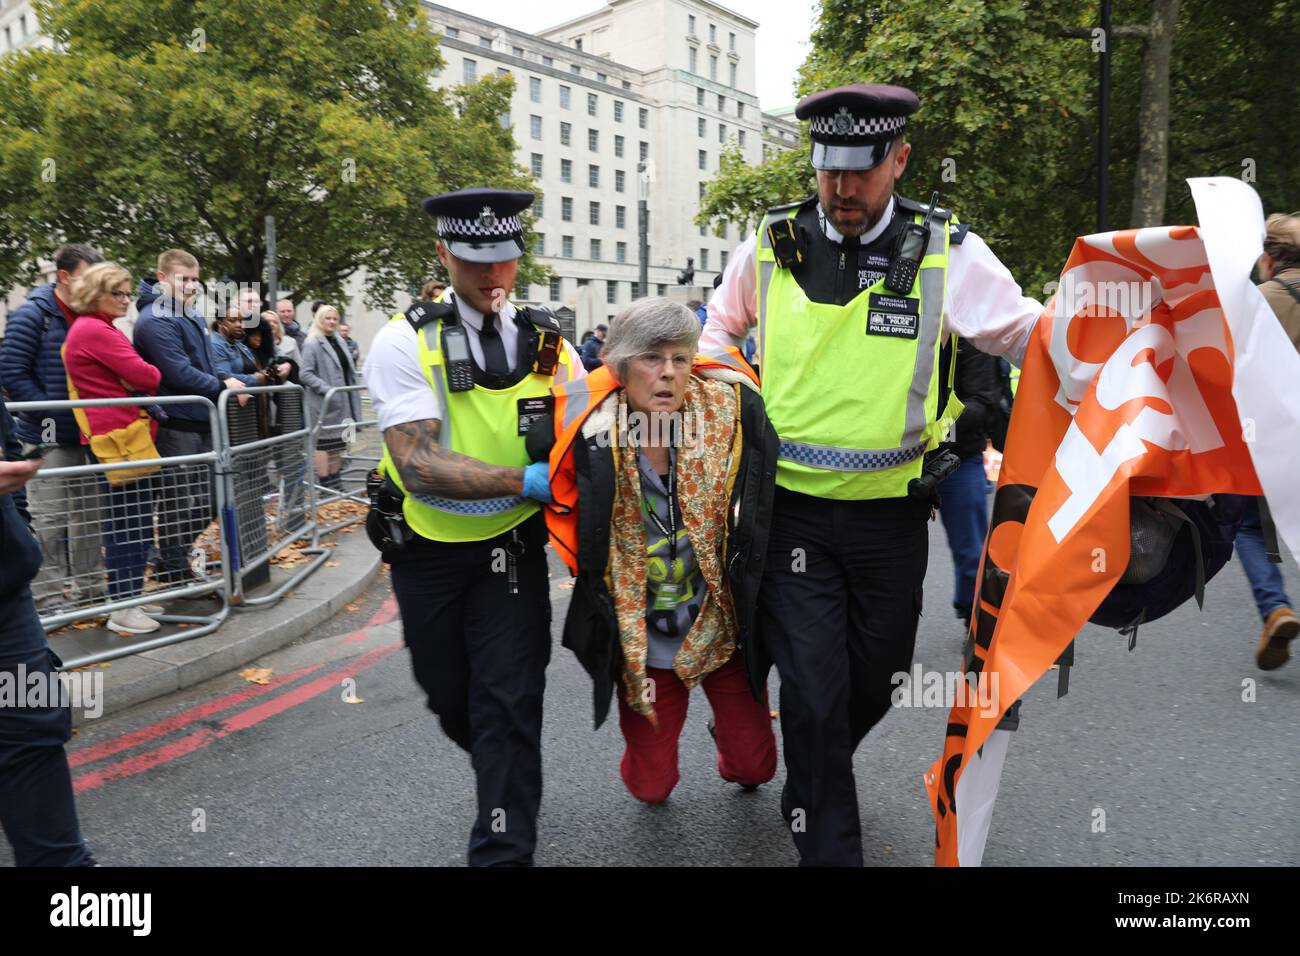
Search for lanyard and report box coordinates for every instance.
[641,449,678,566]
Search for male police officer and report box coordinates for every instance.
[364,189,585,866]
[702,84,1044,866]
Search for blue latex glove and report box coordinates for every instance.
[522,461,553,503]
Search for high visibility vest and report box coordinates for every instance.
[756,206,963,500]
[378,304,576,543]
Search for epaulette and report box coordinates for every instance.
[766,194,817,217]
[948,222,971,245]
[402,299,455,333]
[517,305,562,333]
[897,194,954,221]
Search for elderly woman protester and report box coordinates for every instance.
[62,263,164,635]
[529,297,779,804]
[300,304,361,491]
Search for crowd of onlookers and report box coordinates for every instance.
[0,244,363,636]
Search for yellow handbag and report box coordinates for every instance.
[67,377,161,487]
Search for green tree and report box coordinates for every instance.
[0,0,543,308]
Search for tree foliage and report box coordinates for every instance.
[0,0,543,308]
[700,0,1298,296]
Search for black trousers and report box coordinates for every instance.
[388,512,551,867]
[0,591,94,866]
[760,486,930,866]
[154,427,217,580]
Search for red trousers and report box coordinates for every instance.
[616,654,777,804]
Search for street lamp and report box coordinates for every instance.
[637,161,650,299]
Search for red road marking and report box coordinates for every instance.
[343,593,399,644]
[68,662,325,768]
[73,642,402,793]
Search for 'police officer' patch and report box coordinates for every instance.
[517,396,553,435]
[866,311,919,339]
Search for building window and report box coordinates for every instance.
[729,32,736,51]
[560,159,572,182]
[718,93,725,111]
[589,201,600,226]
[720,249,729,271]
[562,236,574,258]
[446,27,459,39]
[530,115,542,140]
[588,165,600,188]
[709,24,717,44]
[529,76,541,102]
[542,55,553,66]
[607,283,617,304]
[738,130,746,148]
[587,92,598,116]
[700,249,709,271]
[657,284,667,296]
[730,62,738,88]
[549,276,561,299]
[561,197,573,221]
[615,170,626,192]
[737,101,744,119]
[699,223,708,237]
[588,128,599,151]
[559,85,571,109]
[614,100,624,122]
[560,121,571,145]
[697,117,706,137]
[463,58,477,83]
[699,182,706,199]
[709,56,717,81]
[616,242,627,263]
[688,14,696,34]
[614,135,624,157]
[574,38,583,52]
[616,205,626,228]
[597,72,606,83]
[697,87,705,106]
[623,80,632,90]
[535,196,544,217]
[639,107,648,129]
[570,64,581,75]
[719,123,727,144]
[590,239,602,260]
[513,45,525,57]
[639,141,649,162]
[534,234,545,255]
[530,153,543,176]
[688,46,697,74]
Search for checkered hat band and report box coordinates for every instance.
[778,440,925,473]
[809,113,906,139]
[436,214,523,239]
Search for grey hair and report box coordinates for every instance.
[602,297,700,381]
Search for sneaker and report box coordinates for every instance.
[140,603,165,616]
[107,607,161,635]
[1257,607,1300,671]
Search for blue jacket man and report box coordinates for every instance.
[0,244,107,609]
[0,368,96,866]
[133,277,230,426]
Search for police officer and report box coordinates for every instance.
[702,84,1044,866]
[363,189,585,866]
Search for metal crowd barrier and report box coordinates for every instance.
[5,395,230,668]
[307,384,380,542]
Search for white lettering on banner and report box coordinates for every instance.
[1048,319,1228,542]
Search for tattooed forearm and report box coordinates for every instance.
[383,419,525,499]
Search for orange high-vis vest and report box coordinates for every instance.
[545,347,758,576]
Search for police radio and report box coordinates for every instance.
[884,190,940,295]
[441,324,475,392]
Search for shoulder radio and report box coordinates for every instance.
[441,323,475,392]
[884,190,940,295]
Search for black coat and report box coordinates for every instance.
[946,338,1004,459]
[528,382,778,729]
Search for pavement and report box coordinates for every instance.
[50,525,382,724]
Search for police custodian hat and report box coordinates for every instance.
[795,83,919,171]
[421,187,534,263]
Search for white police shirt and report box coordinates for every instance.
[364,292,586,431]
[701,196,1045,366]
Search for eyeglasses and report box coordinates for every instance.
[632,352,691,372]
[109,290,132,301]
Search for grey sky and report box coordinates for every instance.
[432,0,818,112]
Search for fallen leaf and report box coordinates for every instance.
[345,600,363,612]
[240,667,273,685]
[98,662,111,668]
[325,561,339,568]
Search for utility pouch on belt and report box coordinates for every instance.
[365,467,414,553]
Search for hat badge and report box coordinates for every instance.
[832,106,853,136]
[477,206,498,231]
